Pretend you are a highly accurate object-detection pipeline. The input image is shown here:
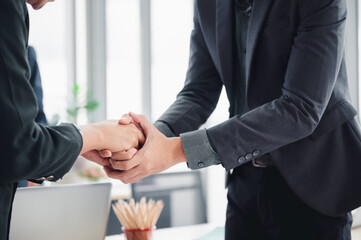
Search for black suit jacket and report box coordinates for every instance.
[156,0,361,216]
[0,1,82,239]
[28,46,47,125]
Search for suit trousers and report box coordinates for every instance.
[225,162,352,240]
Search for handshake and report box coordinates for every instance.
[79,112,187,184]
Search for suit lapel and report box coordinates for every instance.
[246,0,274,86]
[216,0,233,89]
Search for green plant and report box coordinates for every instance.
[66,83,100,124]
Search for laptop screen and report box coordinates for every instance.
[10,182,112,240]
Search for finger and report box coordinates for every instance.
[103,166,125,181]
[110,148,137,161]
[99,149,112,158]
[136,128,146,146]
[110,154,143,171]
[123,172,147,184]
[119,114,144,137]
[82,150,111,167]
[118,114,133,125]
[127,112,144,133]
[129,112,152,136]
[104,166,143,184]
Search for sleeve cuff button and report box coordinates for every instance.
[245,153,253,160]
[238,156,246,163]
[253,150,261,157]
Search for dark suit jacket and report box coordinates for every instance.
[17,46,48,188]
[0,1,82,239]
[156,0,361,216]
[28,46,47,125]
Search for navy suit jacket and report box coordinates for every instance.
[156,0,361,216]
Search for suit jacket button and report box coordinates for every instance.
[238,156,246,163]
[245,153,253,160]
[253,150,261,157]
[198,162,205,168]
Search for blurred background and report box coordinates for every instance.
[25,0,360,236]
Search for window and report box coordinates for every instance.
[151,0,194,120]
[106,0,142,119]
[28,2,70,122]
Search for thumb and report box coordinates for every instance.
[129,112,152,136]
[118,114,133,125]
[118,113,144,134]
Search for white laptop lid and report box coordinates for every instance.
[10,182,112,240]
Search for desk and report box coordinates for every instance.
[106,224,218,240]
[106,224,361,240]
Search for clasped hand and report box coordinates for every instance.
[85,112,187,184]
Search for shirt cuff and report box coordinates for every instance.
[180,129,222,170]
[154,121,176,137]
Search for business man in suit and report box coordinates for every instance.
[105,0,361,239]
[0,0,145,239]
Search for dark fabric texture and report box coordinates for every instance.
[18,46,49,188]
[233,0,252,115]
[27,46,47,125]
[155,0,361,216]
[0,0,83,239]
[225,163,352,240]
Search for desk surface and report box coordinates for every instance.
[106,224,361,240]
[106,224,217,240]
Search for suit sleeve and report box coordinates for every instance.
[154,121,222,170]
[28,46,48,125]
[0,0,82,183]
[155,1,223,135]
[207,0,347,170]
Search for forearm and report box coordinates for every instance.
[79,124,102,155]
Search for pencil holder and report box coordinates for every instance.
[122,227,155,240]
[112,197,164,240]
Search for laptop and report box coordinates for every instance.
[9,182,112,240]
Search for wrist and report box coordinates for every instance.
[169,137,187,164]
[79,124,102,154]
